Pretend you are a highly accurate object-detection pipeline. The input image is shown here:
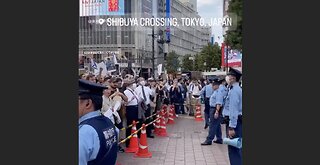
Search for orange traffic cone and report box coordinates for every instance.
[157,113,168,136]
[167,106,175,124]
[125,121,139,153]
[156,110,164,136]
[153,114,160,134]
[162,105,168,118]
[195,103,204,121]
[170,105,176,118]
[134,124,152,158]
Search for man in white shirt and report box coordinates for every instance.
[135,77,156,138]
[135,77,155,105]
[123,77,140,147]
[188,79,202,116]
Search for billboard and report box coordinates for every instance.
[210,36,214,45]
[166,0,170,42]
[80,0,124,16]
[221,43,242,67]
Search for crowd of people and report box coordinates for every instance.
[78,67,242,165]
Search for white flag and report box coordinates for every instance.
[90,58,98,70]
[113,53,118,64]
[157,64,162,76]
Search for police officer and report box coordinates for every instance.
[201,79,224,145]
[79,79,118,165]
[219,77,228,98]
[223,68,242,165]
[200,79,214,129]
[218,77,228,125]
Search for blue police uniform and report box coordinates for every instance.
[201,80,223,145]
[79,111,118,165]
[200,84,214,128]
[218,82,228,125]
[219,84,228,99]
[79,79,118,165]
[223,68,242,165]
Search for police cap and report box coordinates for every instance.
[227,67,242,82]
[212,79,220,86]
[79,79,107,96]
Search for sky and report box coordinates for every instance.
[197,0,224,45]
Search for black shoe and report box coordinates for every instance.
[204,124,208,129]
[201,141,212,145]
[118,147,125,153]
[213,140,223,144]
[147,135,155,138]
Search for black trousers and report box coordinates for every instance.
[125,105,139,147]
[143,105,153,136]
[224,116,242,165]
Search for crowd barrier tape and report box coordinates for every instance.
[118,111,167,145]
[120,112,160,131]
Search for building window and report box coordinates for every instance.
[93,54,103,63]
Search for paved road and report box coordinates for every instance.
[117,111,230,165]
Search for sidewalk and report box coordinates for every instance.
[117,111,230,165]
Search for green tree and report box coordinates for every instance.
[166,51,181,74]
[211,44,222,69]
[181,54,193,71]
[194,44,222,71]
[195,53,205,71]
[225,0,242,50]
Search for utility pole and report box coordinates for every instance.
[193,55,195,71]
[152,16,155,79]
[140,51,143,77]
[226,44,229,73]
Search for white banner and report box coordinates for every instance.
[157,64,162,76]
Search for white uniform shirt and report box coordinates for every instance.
[124,88,139,106]
[135,85,154,105]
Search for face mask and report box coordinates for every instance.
[140,81,146,86]
[132,83,137,89]
[225,76,231,85]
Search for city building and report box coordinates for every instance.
[79,0,160,77]
[179,0,197,12]
[79,0,210,76]
[167,0,211,57]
